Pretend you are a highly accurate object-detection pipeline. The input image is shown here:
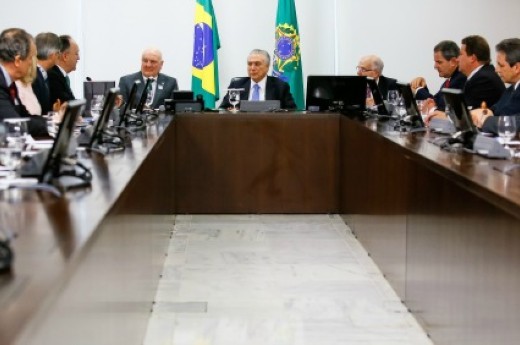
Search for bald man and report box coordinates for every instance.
[118,48,178,110]
[356,54,397,100]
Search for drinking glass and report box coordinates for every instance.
[1,118,29,174]
[498,116,517,154]
[228,89,241,112]
[90,94,104,120]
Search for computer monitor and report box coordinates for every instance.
[83,81,116,111]
[396,82,425,128]
[366,77,389,115]
[173,90,194,100]
[119,81,139,126]
[306,76,366,113]
[135,78,152,114]
[88,87,119,149]
[442,88,478,134]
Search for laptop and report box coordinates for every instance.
[240,100,281,112]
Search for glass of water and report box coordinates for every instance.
[498,116,517,155]
[228,89,241,112]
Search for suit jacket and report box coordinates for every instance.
[48,65,75,105]
[464,64,505,109]
[0,70,48,137]
[118,72,178,109]
[377,75,398,101]
[32,67,52,114]
[415,69,467,110]
[481,85,520,134]
[219,76,296,110]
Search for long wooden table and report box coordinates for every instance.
[2,112,520,345]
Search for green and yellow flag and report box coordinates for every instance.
[273,0,304,110]
[192,0,220,108]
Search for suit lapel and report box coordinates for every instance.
[241,79,251,101]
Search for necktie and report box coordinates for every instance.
[444,78,451,88]
[9,82,17,103]
[252,83,260,101]
[65,75,70,86]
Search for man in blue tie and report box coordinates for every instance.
[219,49,296,110]
[471,38,520,133]
[32,32,61,115]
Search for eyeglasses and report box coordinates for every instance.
[356,66,373,73]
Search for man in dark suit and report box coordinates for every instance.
[470,38,520,134]
[459,35,505,110]
[118,48,178,110]
[412,40,467,111]
[426,35,505,124]
[0,28,48,137]
[356,54,397,101]
[219,49,296,110]
[32,32,61,115]
[48,35,79,105]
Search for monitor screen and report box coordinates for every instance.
[306,76,366,113]
[119,81,139,126]
[396,81,425,128]
[83,81,116,111]
[135,78,152,114]
[88,87,119,148]
[442,88,478,133]
[173,91,194,100]
[366,77,389,115]
[41,99,85,183]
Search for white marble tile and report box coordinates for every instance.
[143,215,433,345]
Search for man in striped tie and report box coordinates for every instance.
[411,40,467,112]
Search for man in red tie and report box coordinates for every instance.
[411,40,467,112]
[0,28,48,137]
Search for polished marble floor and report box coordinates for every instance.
[144,215,433,345]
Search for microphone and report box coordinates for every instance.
[86,76,92,81]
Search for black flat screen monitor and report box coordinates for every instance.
[41,99,85,183]
[83,81,115,111]
[119,81,139,126]
[396,81,425,128]
[173,91,194,100]
[306,76,366,113]
[367,77,389,115]
[136,78,152,114]
[88,87,119,148]
[442,88,478,133]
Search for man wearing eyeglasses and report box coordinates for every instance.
[356,54,397,101]
[118,48,178,110]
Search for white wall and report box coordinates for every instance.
[1,0,519,103]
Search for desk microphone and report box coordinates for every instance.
[86,77,92,81]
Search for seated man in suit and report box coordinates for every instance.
[471,38,520,134]
[32,32,61,115]
[0,28,48,137]
[356,54,397,102]
[118,48,178,110]
[219,49,296,110]
[426,35,506,124]
[411,40,467,112]
[48,35,79,105]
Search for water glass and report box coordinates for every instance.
[228,89,241,112]
[498,116,517,145]
[91,94,104,120]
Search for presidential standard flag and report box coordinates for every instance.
[273,0,304,110]
[192,0,220,108]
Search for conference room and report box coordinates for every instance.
[1,1,520,345]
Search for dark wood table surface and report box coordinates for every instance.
[2,111,520,345]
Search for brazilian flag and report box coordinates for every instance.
[273,0,304,110]
[192,0,220,108]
